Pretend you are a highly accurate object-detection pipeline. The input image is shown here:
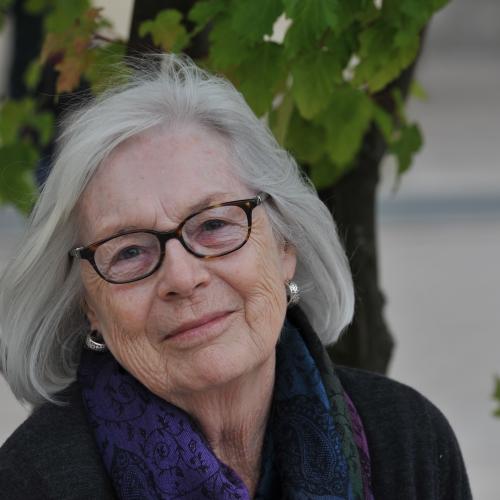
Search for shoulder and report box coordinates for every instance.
[337,367,472,500]
[0,382,115,499]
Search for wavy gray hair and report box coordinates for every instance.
[0,55,354,406]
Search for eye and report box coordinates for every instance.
[116,246,143,261]
[201,219,227,232]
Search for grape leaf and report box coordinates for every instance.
[493,376,500,418]
[308,154,345,189]
[208,16,253,68]
[84,42,127,93]
[30,111,54,146]
[139,9,190,53]
[44,0,91,33]
[230,0,282,43]
[188,0,226,27]
[283,0,338,57]
[236,43,286,116]
[291,50,343,119]
[55,54,89,93]
[0,99,54,152]
[353,21,419,92]
[41,7,114,93]
[389,123,423,173]
[319,87,373,166]
[0,143,39,214]
[283,0,341,34]
[285,109,326,165]
[24,59,43,91]
[0,99,36,144]
[409,80,428,101]
[372,105,394,142]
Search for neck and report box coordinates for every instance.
[167,355,275,496]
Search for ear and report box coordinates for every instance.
[82,296,102,332]
[281,242,297,282]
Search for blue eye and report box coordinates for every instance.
[117,246,143,260]
[201,219,226,232]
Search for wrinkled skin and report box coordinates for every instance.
[77,124,296,492]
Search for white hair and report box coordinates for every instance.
[0,55,354,406]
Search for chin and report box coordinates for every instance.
[179,344,270,393]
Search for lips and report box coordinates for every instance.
[165,311,233,340]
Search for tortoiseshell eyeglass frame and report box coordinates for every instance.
[68,192,269,284]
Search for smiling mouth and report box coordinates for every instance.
[165,311,234,341]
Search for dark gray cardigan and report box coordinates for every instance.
[0,312,472,499]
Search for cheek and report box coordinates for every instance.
[82,266,152,339]
[231,228,288,340]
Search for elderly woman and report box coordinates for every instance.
[0,56,470,499]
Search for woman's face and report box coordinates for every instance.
[78,125,296,400]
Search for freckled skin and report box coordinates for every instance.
[78,124,296,492]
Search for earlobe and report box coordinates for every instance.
[82,296,101,332]
[282,242,297,282]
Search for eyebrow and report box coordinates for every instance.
[88,191,240,243]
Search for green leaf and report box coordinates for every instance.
[84,42,127,93]
[0,143,38,214]
[319,87,373,166]
[353,20,420,92]
[492,376,500,418]
[285,109,326,165]
[389,123,423,173]
[283,0,341,33]
[30,112,54,146]
[24,59,43,91]
[309,154,345,189]
[230,0,282,43]
[44,0,91,33]
[0,99,36,145]
[208,16,253,68]
[373,105,394,141]
[139,9,190,53]
[291,50,343,119]
[283,0,338,56]
[0,98,54,149]
[410,80,428,101]
[236,42,287,116]
[188,0,226,27]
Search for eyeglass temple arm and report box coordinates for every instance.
[256,192,269,204]
[69,247,84,259]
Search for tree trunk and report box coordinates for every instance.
[324,54,424,374]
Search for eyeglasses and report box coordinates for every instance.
[69,192,269,284]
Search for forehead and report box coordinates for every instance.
[77,124,249,241]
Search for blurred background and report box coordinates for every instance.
[1,0,499,498]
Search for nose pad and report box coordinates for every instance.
[156,239,210,298]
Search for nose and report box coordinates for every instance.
[156,239,210,299]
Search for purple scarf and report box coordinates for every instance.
[78,321,373,499]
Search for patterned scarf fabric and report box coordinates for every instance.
[78,320,373,499]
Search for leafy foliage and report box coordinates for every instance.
[0,0,126,211]
[139,9,189,53]
[494,376,500,418]
[0,98,53,213]
[0,0,449,212]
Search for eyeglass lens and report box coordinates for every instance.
[94,204,249,282]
